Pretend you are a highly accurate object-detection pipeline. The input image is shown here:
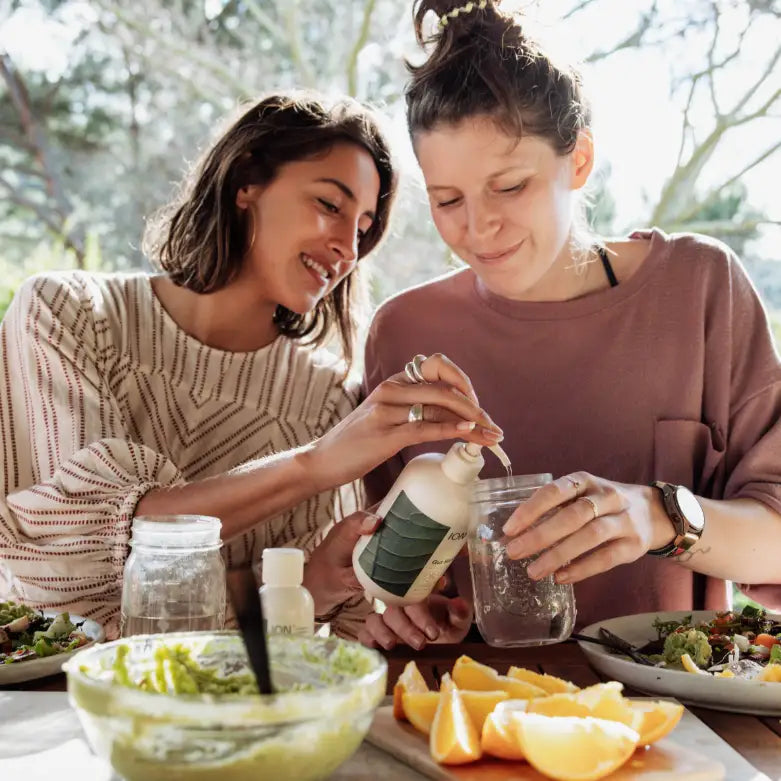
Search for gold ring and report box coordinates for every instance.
[408,403,424,424]
[565,475,582,494]
[581,496,599,520]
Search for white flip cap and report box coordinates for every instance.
[262,548,304,586]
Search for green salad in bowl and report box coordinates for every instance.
[64,632,387,781]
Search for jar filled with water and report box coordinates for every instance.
[468,474,576,647]
[120,515,226,636]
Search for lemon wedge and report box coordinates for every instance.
[680,653,709,675]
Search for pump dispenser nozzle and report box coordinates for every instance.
[463,442,511,471]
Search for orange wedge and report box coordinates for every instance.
[430,673,482,765]
[628,700,684,745]
[403,689,509,735]
[462,690,510,732]
[507,666,580,694]
[453,655,547,699]
[528,682,640,730]
[402,691,440,734]
[481,699,528,760]
[510,712,639,781]
[393,660,428,720]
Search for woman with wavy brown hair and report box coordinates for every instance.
[358,1,781,650]
[0,90,503,639]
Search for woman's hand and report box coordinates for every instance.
[502,472,675,584]
[302,510,381,618]
[357,595,473,651]
[301,353,503,493]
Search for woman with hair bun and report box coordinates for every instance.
[358,1,781,651]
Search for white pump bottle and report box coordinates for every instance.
[352,441,487,606]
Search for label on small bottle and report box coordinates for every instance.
[263,620,311,637]
[357,490,458,599]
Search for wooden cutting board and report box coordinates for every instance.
[367,704,730,781]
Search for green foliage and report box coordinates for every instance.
[0,232,104,322]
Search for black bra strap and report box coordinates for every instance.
[597,246,618,288]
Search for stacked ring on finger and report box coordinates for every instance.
[581,495,599,520]
[408,402,424,424]
[404,354,427,384]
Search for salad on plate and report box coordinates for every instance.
[608,605,781,681]
[0,600,92,664]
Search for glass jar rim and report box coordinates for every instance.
[470,473,552,504]
[131,515,222,548]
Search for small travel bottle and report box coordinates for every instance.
[352,441,486,606]
[259,548,314,637]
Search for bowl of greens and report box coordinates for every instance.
[0,600,103,685]
[64,631,387,781]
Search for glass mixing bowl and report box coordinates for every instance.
[64,631,387,781]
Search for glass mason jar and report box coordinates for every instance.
[468,474,576,647]
[120,515,226,637]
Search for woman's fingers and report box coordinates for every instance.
[414,353,479,405]
[502,472,592,536]
[401,602,441,641]
[506,491,623,560]
[547,537,639,584]
[382,606,429,650]
[378,379,502,435]
[524,512,626,580]
[360,612,402,650]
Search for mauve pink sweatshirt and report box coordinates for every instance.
[363,229,781,629]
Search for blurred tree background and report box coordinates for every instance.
[1,0,779,612]
[0,0,779,332]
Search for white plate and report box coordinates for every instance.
[0,613,104,686]
[577,610,781,716]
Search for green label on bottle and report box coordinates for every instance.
[357,490,450,598]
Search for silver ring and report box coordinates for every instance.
[410,354,427,383]
[565,475,582,495]
[408,403,424,424]
[581,496,599,520]
[404,361,419,383]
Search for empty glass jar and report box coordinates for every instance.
[468,474,576,647]
[120,515,226,637]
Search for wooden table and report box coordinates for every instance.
[6,640,781,779]
[384,640,781,780]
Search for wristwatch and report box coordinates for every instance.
[647,481,705,558]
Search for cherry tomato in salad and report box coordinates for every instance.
[754,633,780,649]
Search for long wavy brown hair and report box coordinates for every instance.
[143,91,397,369]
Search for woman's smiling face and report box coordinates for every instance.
[415,115,592,301]
[236,141,380,315]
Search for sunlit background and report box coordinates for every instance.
[0,0,779,340]
[1,0,779,611]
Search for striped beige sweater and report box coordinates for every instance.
[0,271,366,639]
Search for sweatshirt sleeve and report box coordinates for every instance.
[716,253,781,515]
[0,274,182,637]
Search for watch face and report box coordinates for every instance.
[674,486,705,531]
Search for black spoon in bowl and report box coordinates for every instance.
[228,575,274,694]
